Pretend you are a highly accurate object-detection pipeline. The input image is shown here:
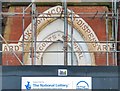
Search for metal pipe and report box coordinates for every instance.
[12,50,119,53]
[115,8,118,66]
[22,7,25,64]
[1,12,115,15]
[31,2,37,65]
[31,4,34,65]
[0,1,2,65]
[114,0,118,66]
[71,10,74,65]
[106,12,109,66]
[2,15,119,19]
[1,40,120,43]
[63,0,68,65]
[24,2,33,12]
[116,9,119,65]
[112,0,114,39]
[112,0,115,65]
[34,4,37,65]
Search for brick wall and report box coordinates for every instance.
[2,6,113,65]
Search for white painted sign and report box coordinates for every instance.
[2,43,112,52]
[21,77,92,90]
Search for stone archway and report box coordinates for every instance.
[19,6,99,65]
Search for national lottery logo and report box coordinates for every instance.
[25,81,31,90]
[76,81,89,89]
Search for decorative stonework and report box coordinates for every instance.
[2,6,112,65]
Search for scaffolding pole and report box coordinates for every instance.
[115,1,118,66]
[114,0,118,66]
[31,2,37,65]
[112,0,115,65]
[63,0,68,65]
[22,7,25,64]
[1,12,117,18]
[0,1,2,65]
[106,12,109,66]
[112,0,114,40]
[71,10,74,65]
[116,9,118,65]
[22,2,33,65]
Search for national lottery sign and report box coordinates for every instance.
[21,77,92,90]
